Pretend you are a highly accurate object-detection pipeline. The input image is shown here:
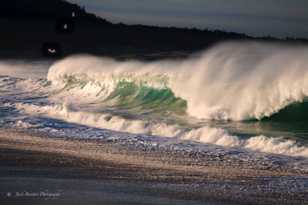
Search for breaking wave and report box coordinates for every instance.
[3,41,308,158]
[47,42,308,121]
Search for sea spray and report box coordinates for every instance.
[0,60,51,78]
[47,42,308,121]
[2,41,308,158]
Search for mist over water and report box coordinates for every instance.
[48,42,308,121]
[2,41,308,158]
[0,60,51,78]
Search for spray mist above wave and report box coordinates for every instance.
[0,60,51,79]
[3,41,308,158]
[47,42,308,121]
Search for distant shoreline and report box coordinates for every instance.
[1,0,308,60]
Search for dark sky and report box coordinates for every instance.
[69,0,308,38]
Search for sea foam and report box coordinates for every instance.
[15,102,308,158]
[47,42,308,121]
[3,41,308,158]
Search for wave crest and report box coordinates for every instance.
[47,42,308,121]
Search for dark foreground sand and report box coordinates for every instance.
[0,129,307,205]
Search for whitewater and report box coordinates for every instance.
[1,42,308,160]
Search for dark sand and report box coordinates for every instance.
[0,129,307,205]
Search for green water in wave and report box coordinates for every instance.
[262,100,308,122]
[59,77,308,140]
[104,81,187,115]
[225,101,308,140]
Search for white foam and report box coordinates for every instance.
[182,127,308,157]
[47,42,308,121]
[15,102,308,158]
[15,103,181,137]
[4,41,308,158]
[15,120,38,129]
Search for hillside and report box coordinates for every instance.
[0,0,306,59]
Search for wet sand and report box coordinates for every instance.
[0,129,307,205]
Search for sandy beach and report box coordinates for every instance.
[0,129,307,205]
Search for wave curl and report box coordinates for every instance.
[47,42,308,121]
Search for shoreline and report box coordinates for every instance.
[0,129,307,204]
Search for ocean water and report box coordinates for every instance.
[1,42,308,166]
